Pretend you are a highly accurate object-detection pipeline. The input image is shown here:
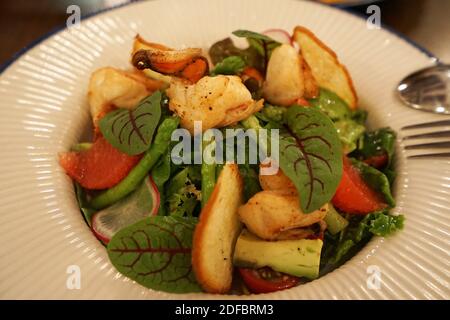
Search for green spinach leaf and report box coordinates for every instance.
[107,216,201,293]
[210,55,246,76]
[383,168,397,185]
[279,106,343,213]
[351,159,395,207]
[320,211,404,273]
[334,119,366,153]
[308,89,368,153]
[355,128,396,166]
[309,89,351,121]
[99,91,162,155]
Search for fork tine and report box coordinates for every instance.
[403,130,450,139]
[407,152,450,159]
[402,120,450,130]
[405,141,450,149]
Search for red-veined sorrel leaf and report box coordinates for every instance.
[279,106,343,213]
[99,91,162,155]
[232,29,281,72]
[107,216,201,293]
[233,29,280,43]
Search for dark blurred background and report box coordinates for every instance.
[0,0,448,67]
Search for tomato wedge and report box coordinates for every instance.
[59,136,141,190]
[238,268,300,294]
[332,157,387,214]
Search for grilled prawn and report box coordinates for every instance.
[166,75,263,133]
[88,67,163,127]
[238,191,328,240]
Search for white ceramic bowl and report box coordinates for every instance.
[0,0,449,299]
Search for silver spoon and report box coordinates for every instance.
[397,63,450,114]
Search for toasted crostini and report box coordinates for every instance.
[192,163,244,293]
[293,26,357,109]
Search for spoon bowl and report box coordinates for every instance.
[397,64,450,114]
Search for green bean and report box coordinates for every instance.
[240,115,262,132]
[201,138,216,208]
[151,150,172,216]
[240,114,269,158]
[238,164,261,202]
[90,117,179,210]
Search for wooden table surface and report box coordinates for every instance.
[0,0,448,67]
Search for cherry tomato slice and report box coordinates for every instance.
[238,267,300,294]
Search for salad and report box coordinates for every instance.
[59,26,404,294]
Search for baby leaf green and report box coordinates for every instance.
[99,91,162,155]
[210,55,246,76]
[351,159,396,207]
[232,29,281,72]
[107,216,201,293]
[232,29,280,43]
[279,106,343,213]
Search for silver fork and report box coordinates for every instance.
[401,120,450,159]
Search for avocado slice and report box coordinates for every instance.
[233,229,323,279]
